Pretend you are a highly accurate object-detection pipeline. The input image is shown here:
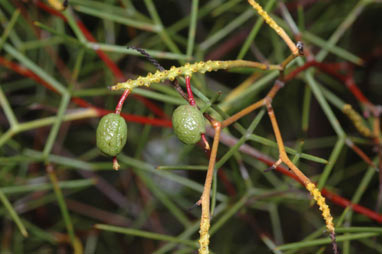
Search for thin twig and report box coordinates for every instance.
[199,120,221,254]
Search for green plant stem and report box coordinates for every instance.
[131,164,192,228]
[0,109,98,148]
[316,0,371,62]
[210,192,249,235]
[237,0,276,59]
[186,0,199,57]
[93,42,190,60]
[317,138,345,190]
[157,165,208,171]
[218,71,279,111]
[302,32,363,65]
[46,164,76,247]
[0,190,28,237]
[43,93,71,159]
[212,0,241,17]
[0,178,95,195]
[63,9,87,43]
[22,220,57,244]
[3,43,67,95]
[95,224,198,247]
[0,8,20,50]
[320,86,346,110]
[247,134,328,164]
[34,21,190,60]
[216,109,265,169]
[33,21,81,45]
[144,0,182,55]
[277,232,378,251]
[303,67,345,138]
[0,87,18,128]
[200,9,254,51]
[336,227,382,233]
[153,221,201,254]
[21,36,65,51]
[73,4,160,32]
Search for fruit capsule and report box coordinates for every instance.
[172,105,205,144]
[96,113,127,156]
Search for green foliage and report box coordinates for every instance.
[0,0,381,253]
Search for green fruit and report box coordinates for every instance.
[96,113,127,156]
[172,105,205,144]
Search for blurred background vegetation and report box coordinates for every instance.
[0,0,381,253]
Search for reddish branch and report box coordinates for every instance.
[72,98,171,127]
[0,57,171,127]
[35,0,167,119]
[115,89,131,115]
[185,76,196,106]
[285,60,377,113]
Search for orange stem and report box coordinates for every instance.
[199,121,221,254]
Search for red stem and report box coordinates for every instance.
[285,60,373,107]
[115,89,131,115]
[112,156,120,171]
[0,56,172,127]
[201,133,210,151]
[0,56,56,92]
[71,98,172,127]
[186,76,196,106]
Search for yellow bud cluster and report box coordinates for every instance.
[48,0,67,11]
[247,0,299,55]
[111,60,227,91]
[198,219,210,254]
[111,60,275,91]
[306,183,335,233]
[248,0,281,35]
[343,104,374,138]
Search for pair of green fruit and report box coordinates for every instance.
[96,105,206,156]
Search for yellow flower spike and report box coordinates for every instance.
[247,0,299,56]
[48,0,68,11]
[111,60,281,91]
[199,219,210,254]
[306,183,335,233]
[343,104,374,138]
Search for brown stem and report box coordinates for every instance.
[346,139,377,169]
[199,121,221,254]
[265,99,337,253]
[280,53,299,70]
[265,80,284,99]
[221,99,264,128]
[265,100,311,185]
[221,76,284,129]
